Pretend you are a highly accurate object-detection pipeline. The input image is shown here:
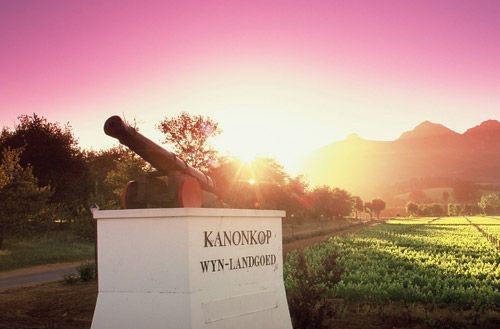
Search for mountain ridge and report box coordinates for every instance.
[302,119,500,203]
[398,121,460,140]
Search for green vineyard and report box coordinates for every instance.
[285,216,500,327]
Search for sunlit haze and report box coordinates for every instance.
[1,1,500,174]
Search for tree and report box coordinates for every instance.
[442,191,450,215]
[84,146,148,209]
[84,147,122,206]
[364,202,373,220]
[307,186,354,220]
[417,203,445,217]
[479,193,500,215]
[282,175,309,219]
[310,186,334,219]
[249,157,288,186]
[208,157,247,207]
[0,114,91,209]
[463,203,481,216]
[330,188,353,219]
[371,198,386,219]
[104,147,152,207]
[430,203,445,216]
[0,148,52,248]
[406,201,419,217]
[157,112,221,172]
[448,203,461,216]
[208,156,290,210]
[352,196,364,219]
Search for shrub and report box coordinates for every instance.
[72,207,96,241]
[285,248,343,329]
[77,262,96,282]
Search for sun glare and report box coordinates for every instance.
[235,152,258,165]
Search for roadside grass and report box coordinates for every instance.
[0,231,94,271]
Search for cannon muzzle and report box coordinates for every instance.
[103,115,136,141]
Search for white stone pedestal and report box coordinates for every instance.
[91,208,292,329]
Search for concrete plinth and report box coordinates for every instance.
[91,208,292,329]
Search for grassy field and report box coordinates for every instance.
[0,232,95,271]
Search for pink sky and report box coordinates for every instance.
[1,0,499,170]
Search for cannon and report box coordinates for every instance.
[104,115,220,208]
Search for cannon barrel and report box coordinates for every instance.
[104,115,215,193]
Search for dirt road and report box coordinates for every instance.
[283,221,377,255]
[0,261,89,291]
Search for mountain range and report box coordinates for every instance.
[302,119,500,205]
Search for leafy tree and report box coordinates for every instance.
[309,186,335,219]
[417,203,445,217]
[208,157,258,208]
[249,157,288,186]
[448,203,461,216]
[406,201,419,216]
[351,196,364,219]
[104,147,152,207]
[0,148,52,248]
[430,203,445,216]
[330,188,353,219]
[208,156,298,211]
[0,114,91,209]
[307,186,353,220]
[282,175,309,219]
[157,112,221,172]
[462,203,481,216]
[84,146,128,208]
[448,203,480,216]
[478,193,500,215]
[442,191,450,215]
[364,201,373,219]
[370,198,386,219]
[246,158,295,211]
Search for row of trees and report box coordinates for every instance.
[447,203,482,216]
[406,183,483,206]
[0,113,386,247]
[392,178,487,205]
[405,202,446,217]
[405,192,500,217]
[478,193,500,215]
